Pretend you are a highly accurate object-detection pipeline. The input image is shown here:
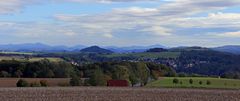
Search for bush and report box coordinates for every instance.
[70,76,82,86]
[84,79,91,86]
[0,71,10,77]
[173,78,179,84]
[40,80,48,87]
[189,79,193,84]
[199,81,203,85]
[180,81,183,85]
[16,79,29,87]
[206,80,211,85]
[30,82,41,87]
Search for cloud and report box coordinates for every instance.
[0,0,42,14]
[53,0,240,38]
[1,0,240,46]
[103,33,113,38]
[60,0,158,3]
[140,26,172,36]
[217,31,240,37]
[0,0,158,14]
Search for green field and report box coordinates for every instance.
[146,77,240,89]
[0,52,34,55]
[105,52,180,59]
[0,56,63,62]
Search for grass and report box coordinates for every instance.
[105,52,180,59]
[0,56,63,62]
[28,57,63,62]
[0,52,34,55]
[146,77,240,89]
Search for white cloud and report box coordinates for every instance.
[103,33,113,38]
[0,0,41,14]
[114,7,158,14]
[0,0,158,14]
[171,12,240,28]
[1,0,240,46]
[217,31,240,37]
[140,26,172,36]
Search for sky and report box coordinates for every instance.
[0,0,240,47]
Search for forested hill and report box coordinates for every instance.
[1,46,240,79]
[177,50,240,78]
[47,47,240,79]
[80,46,113,54]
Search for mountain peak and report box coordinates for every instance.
[80,46,113,54]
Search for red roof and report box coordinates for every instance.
[107,80,129,87]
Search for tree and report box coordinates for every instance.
[70,75,82,86]
[173,78,179,84]
[0,71,10,77]
[89,68,106,86]
[40,80,48,87]
[112,65,130,80]
[129,73,139,87]
[199,81,203,85]
[16,79,29,87]
[206,80,211,85]
[14,70,23,78]
[189,79,193,84]
[30,82,41,87]
[136,62,150,86]
[45,70,55,78]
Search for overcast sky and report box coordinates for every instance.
[0,0,240,47]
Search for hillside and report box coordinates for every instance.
[146,48,168,52]
[0,43,86,52]
[80,46,114,54]
[213,45,240,54]
[146,77,240,89]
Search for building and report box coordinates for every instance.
[107,80,129,87]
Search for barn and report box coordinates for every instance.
[107,80,129,87]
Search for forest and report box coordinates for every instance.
[0,59,175,86]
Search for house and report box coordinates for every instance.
[107,80,129,87]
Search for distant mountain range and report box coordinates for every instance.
[0,43,86,52]
[0,43,167,53]
[212,45,240,55]
[0,43,240,54]
[105,44,167,53]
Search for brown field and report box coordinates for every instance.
[0,78,70,87]
[0,87,239,101]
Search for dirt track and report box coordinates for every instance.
[0,87,239,101]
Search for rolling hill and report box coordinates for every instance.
[80,46,114,54]
[213,45,240,54]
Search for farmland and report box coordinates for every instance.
[0,51,34,55]
[105,52,180,59]
[146,77,240,89]
[0,56,63,62]
[0,87,239,101]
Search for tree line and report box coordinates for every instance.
[0,60,176,86]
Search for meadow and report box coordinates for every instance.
[0,51,34,55]
[146,77,240,89]
[105,52,180,59]
[0,56,63,62]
